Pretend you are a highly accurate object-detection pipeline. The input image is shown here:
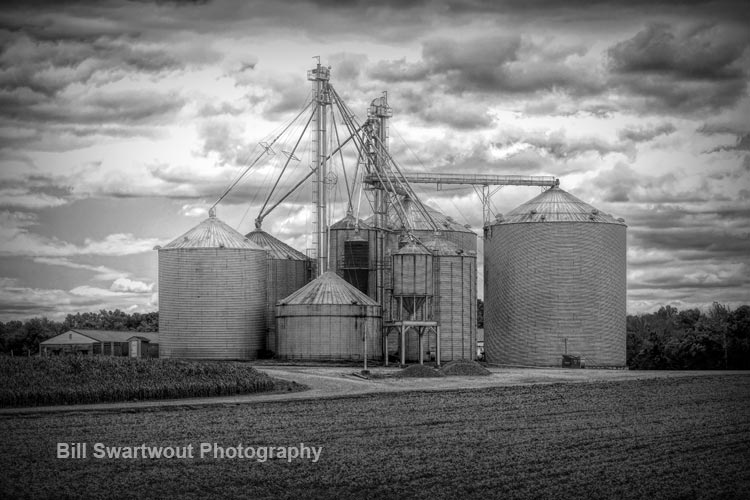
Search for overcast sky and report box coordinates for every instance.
[1,0,749,321]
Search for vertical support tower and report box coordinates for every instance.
[367,93,393,309]
[308,61,331,277]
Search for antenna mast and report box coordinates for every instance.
[308,59,331,276]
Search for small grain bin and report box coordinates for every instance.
[276,271,382,360]
[246,229,312,354]
[157,210,266,359]
[387,241,437,364]
[484,186,627,367]
[423,238,477,363]
[392,242,434,297]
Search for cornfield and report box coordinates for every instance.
[0,356,301,407]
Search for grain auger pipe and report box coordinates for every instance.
[253,123,364,229]
[211,100,313,212]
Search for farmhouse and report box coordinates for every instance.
[40,330,159,358]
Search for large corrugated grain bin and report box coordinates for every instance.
[276,271,382,360]
[157,211,266,359]
[246,229,311,354]
[484,186,627,367]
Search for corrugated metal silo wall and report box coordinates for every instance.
[399,254,475,362]
[266,258,309,353]
[159,248,266,359]
[275,304,382,360]
[423,254,476,362]
[484,223,626,367]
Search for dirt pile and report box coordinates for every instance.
[439,360,491,376]
[395,364,445,378]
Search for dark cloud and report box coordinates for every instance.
[705,133,750,153]
[607,23,750,113]
[696,99,750,136]
[0,33,184,97]
[1,89,185,127]
[420,35,522,93]
[0,25,188,151]
[589,163,733,204]
[592,163,639,202]
[0,175,73,199]
[369,35,603,97]
[630,226,750,261]
[388,87,493,130]
[609,23,745,78]
[631,271,749,290]
[306,0,750,24]
[419,104,493,130]
[328,53,367,82]
[618,123,676,143]
[368,58,429,83]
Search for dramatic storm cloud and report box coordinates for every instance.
[1,0,749,319]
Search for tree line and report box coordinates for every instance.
[1,303,748,369]
[0,310,158,356]
[627,303,750,370]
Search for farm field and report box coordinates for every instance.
[0,357,304,407]
[1,375,749,500]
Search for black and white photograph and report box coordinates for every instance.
[1,0,749,498]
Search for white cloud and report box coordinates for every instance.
[110,277,154,294]
[33,257,127,281]
[180,203,208,217]
[0,189,70,209]
[69,286,128,297]
[0,215,161,257]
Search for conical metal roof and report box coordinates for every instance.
[365,196,473,233]
[278,271,379,306]
[330,214,372,230]
[423,238,463,255]
[395,241,431,255]
[496,187,626,225]
[162,213,263,250]
[246,229,308,260]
